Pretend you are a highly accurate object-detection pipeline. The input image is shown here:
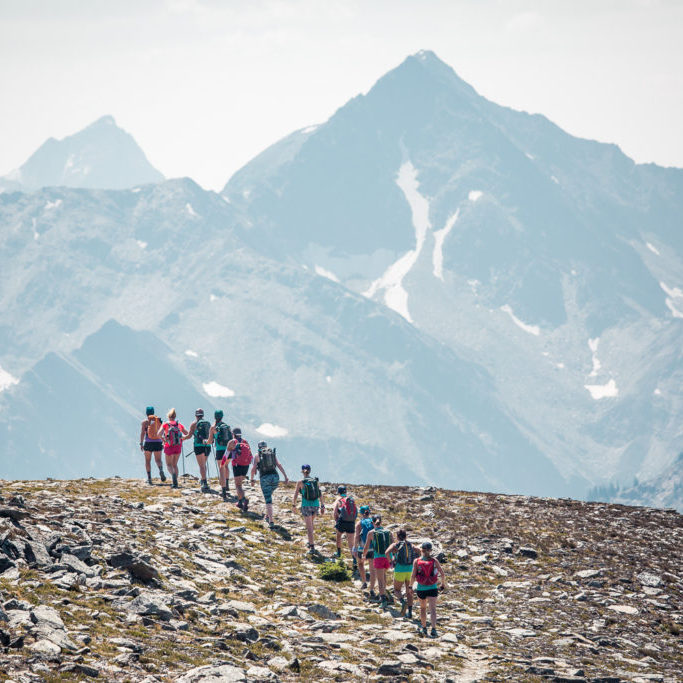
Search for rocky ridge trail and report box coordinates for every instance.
[0,477,681,682]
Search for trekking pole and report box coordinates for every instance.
[182,442,186,477]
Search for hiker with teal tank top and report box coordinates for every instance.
[183,408,212,493]
[411,541,446,638]
[205,410,232,500]
[332,486,358,572]
[160,408,187,489]
[362,515,393,607]
[354,505,377,594]
[139,406,166,485]
[250,441,288,528]
[227,427,253,512]
[292,464,325,555]
[386,528,418,618]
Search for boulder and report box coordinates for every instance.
[519,547,538,559]
[245,665,278,681]
[123,591,174,621]
[61,552,96,577]
[174,664,247,682]
[637,571,662,588]
[29,638,62,655]
[307,603,340,620]
[24,539,52,567]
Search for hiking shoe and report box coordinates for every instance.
[171,475,179,489]
[399,599,407,617]
[430,627,438,638]
[369,590,377,601]
[242,497,249,512]
[407,607,413,620]
[159,470,167,482]
[269,521,275,530]
[335,547,341,558]
[200,480,210,493]
[146,475,153,485]
[236,499,244,510]
[418,625,428,637]
[380,595,388,608]
[361,582,367,590]
[221,487,227,501]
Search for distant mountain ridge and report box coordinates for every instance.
[0,51,681,510]
[0,115,163,192]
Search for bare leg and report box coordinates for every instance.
[304,514,315,546]
[428,596,437,628]
[195,454,207,480]
[406,581,413,608]
[154,452,163,472]
[234,475,245,501]
[377,568,386,597]
[218,460,227,488]
[420,597,427,628]
[369,559,377,591]
[393,578,403,601]
[144,451,152,475]
[345,533,355,557]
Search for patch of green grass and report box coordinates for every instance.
[319,559,352,582]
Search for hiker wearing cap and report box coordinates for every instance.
[159,408,188,489]
[411,541,446,637]
[386,529,418,619]
[250,441,288,528]
[139,406,166,485]
[362,515,393,607]
[292,465,325,554]
[354,506,377,594]
[205,410,232,500]
[227,427,253,512]
[333,486,358,571]
[184,409,212,493]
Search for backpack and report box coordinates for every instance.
[415,557,438,586]
[301,477,320,501]
[360,518,374,545]
[216,422,232,447]
[146,416,161,439]
[195,419,211,443]
[166,421,182,446]
[338,495,357,523]
[258,448,277,475]
[232,439,253,466]
[395,541,417,566]
[373,528,391,555]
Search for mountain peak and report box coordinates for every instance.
[5,115,164,191]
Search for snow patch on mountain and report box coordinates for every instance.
[646,242,660,256]
[314,265,340,283]
[256,423,289,438]
[185,203,198,218]
[588,337,602,376]
[0,365,19,392]
[551,175,560,184]
[185,350,198,358]
[363,161,431,322]
[433,210,459,281]
[500,305,540,336]
[44,199,62,211]
[660,282,683,319]
[468,190,483,202]
[585,379,619,400]
[202,381,235,398]
[136,240,147,250]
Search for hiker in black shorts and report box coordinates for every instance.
[354,505,377,594]
[332,486,358,571]
[183,409,212,493]
[206,410,232,500]
[411,541,446,637]
[227,427,253,512]
[139,406,166,485]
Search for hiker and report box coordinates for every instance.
[205,410,232,500]
[139,406,167,485]
[183,409,212,493]
[332,486,358,571]
[354,505,377,595]
[411,541,446,637]
[362,515,393,607]
[160,408,187,489]
[386,529,417,618]
[292,464,325,554]
[226,427,252,511]
[250,441,288,528]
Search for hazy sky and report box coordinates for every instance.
[1,0,682,190]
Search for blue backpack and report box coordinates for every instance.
[360,518,373,545]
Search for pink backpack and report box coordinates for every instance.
[232,439,253,466]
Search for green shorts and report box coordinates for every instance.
[394,570,412,582]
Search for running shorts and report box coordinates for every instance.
[232,464,249,478]
[416,587,439,599]
[357,547,374,559]
[164,445,182,456]
[144,441,163,452]
[301,506,319,517]
[394,570,412,582]
[216,449,228,462]
[194,445,211,457]
[259,472,280,504]
[373,556,391,570]
[335,520,355,534]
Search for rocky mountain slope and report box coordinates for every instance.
[0,477,681,682]
[0,116,164,191]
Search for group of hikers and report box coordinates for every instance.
[139,406,447,637]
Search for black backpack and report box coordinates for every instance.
[258,448,277,475]
[216,422,232,447]
[395,540,416,566]
[302,477,320,501]
[373,528,391,555]
[195,419,211,442]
